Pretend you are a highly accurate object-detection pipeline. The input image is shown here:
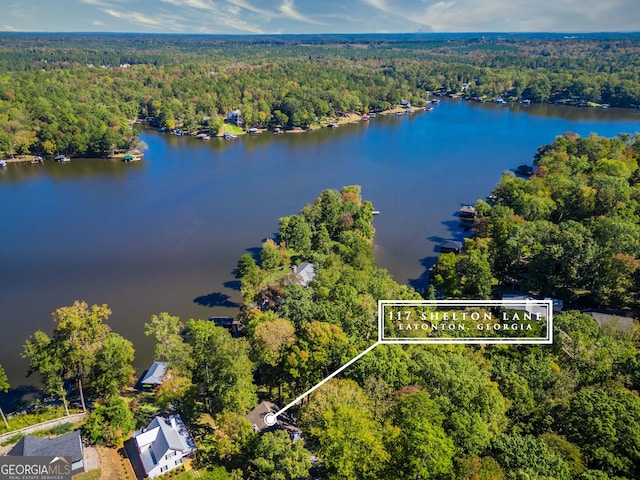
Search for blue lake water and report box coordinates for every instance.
[1,99,639,389]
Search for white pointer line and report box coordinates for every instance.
[266,341,381,425]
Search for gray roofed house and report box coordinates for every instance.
[8,430,85,474]
[246,401,302,442]
[140,361,168,387]
[131,415,196,479]
[292,262,316,286]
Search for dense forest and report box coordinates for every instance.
[433,133,640,309]
[1,33,640,157]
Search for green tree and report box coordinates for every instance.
[187,319,257,414]
[561,388,640,478]
[492,433,571,479]
[201,411,255,468]
[246,430,312,480]
[279,215,312,256]
[91,332,135,398]
[23,301,112,413]
[301,379,389,480]
[145,312,193,376]
[84,396,135,447]
[411,349,509,454]
[388,389,456,480]
[431,252,462,298]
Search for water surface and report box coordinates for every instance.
[1,100,639,393]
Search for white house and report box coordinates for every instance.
[292,262,316,286]
[132,415,196,479]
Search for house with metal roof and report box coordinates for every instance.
[292,262,316,286]
[131,415,196,479]
[139,361,168,387]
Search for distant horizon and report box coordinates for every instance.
[2,0,640,36]
[1,31,639,37]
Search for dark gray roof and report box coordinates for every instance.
[246,401,301,438]
[440,240,463,252]
[8,430,83,464]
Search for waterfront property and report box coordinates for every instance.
[139,361,168,388]
[129,415,196,479]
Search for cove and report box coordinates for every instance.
[1,99,639,386]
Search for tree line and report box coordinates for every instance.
[2,34,640,157]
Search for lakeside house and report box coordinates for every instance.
[246,401,302,441]
[129,415,196,479]
[139,361,168,388]
[8,430,85,474]
[226,109,242,126]
[292,262,316,286]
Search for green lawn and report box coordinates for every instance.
[223,124,244,135]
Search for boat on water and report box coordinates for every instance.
[223,132,238,140]
[431,99,440,104]
[196,133,211,140]
[0,160,7,168]
[54,154,70,163]
[31,156,43,164]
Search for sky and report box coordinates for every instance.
[1,0,639,35]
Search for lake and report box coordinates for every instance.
[1,99,639,395]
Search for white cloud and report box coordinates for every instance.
[278,0,324,25]
[102,8,187,30]
[1,24,24,31]
[158,0,217,11]
[226,0,273,17]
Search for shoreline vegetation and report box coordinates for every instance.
[2,166,639,479]
[2,33,640,160]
